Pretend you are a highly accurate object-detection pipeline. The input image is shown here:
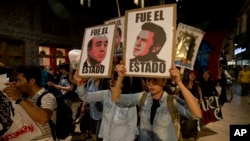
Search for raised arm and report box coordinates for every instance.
[73,71,87,100]
[111,64,126,102]
[169,66,202,119]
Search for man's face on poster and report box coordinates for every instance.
[182,35,193,48]
[88,36,108,63]
[133,30,154,57]
[115,31,121,48]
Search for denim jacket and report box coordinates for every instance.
[77,84,138,141]
[116,91,195,141]
[86,78,102,120]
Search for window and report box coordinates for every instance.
[0,39,24,68]
[39,46,69,74]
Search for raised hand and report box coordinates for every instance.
[115,64,126,79]
[169,66,181,84]
[73,69,88,86]
[3,82,22,101]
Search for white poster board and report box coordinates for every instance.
[78,23,117,78]
[124,4,176,77]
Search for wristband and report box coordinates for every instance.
[15,97,24,104]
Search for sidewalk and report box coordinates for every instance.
[194,82,250,141]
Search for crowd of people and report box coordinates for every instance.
[1,60,250,141]
[1,28,250,140]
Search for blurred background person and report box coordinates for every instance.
[237,65,250,96]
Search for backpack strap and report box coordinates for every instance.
[36,91,57,141]
[139,92,147,108]
[167,95,183,141]
[138,92,147,118]
[36,91,49,106]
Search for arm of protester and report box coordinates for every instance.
[69,67,78,85]
[111,64,126,102]
[197,86,203,102]
[73,69,87,100]
[169,66,202,119]
[21,93,56,124]
[48,81,74,92]
[74,70,105,102]
[3,82,55,124]
[224,70,234,80]
[81,101,89,112]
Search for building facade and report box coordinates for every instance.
[233,0,250,67]
[0,0,84,74]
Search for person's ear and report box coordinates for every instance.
[152,44,162,54]
[29,78,36,86]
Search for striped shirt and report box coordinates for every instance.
[28,88,57,141]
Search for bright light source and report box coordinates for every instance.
[134,0,139,5]
[68,49,82,69]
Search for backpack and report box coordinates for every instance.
[36,91,74,140]
[140,92,199,141]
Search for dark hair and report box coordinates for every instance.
[87,35,108,50]
[243,65,249,69]
[87,38,93,50]
[122,77,144,94]
[111,71,144,94]
[117,27,122,37]
[0,66,13,78]
[141,22,166,47]
[58,63,69,72]
[188,70,198,77]
[16,65,42,87]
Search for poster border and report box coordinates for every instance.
[78,23,117,78]
[123,4,177,78]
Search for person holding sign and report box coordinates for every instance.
[130,22,166,63]
[112,64,202,141]
[83,35,108,68]
[74,70,138,141]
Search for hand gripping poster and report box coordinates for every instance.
[124,4,176,77]
[0,74,43,141]
[78,23,117,78]
[175,23,205,69]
